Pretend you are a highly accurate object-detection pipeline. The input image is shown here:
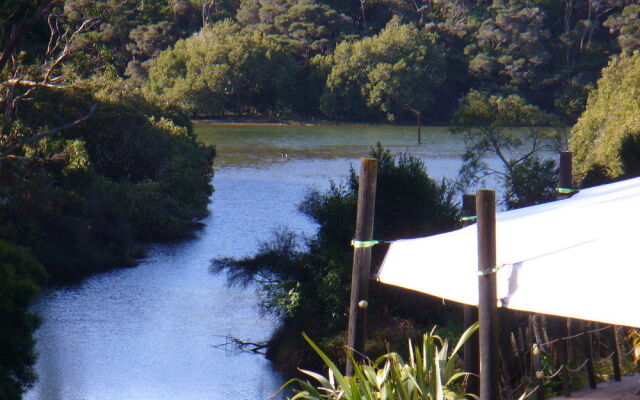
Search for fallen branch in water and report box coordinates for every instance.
[213,334,268,355]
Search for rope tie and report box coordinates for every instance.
[556,187,578,194]
[351,239,389,248]
[478,264,506,276]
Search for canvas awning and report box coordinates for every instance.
[376,177,640,328]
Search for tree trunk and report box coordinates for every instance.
[417,113,422,144]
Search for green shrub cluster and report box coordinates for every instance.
[570,52,640,187]
[1,77,215,281]
[0,241,47,400]
[278,326,477,400]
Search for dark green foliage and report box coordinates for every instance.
[1,78,215,280]
[570,52,640,186]
[63,0,202,76]
[319,18,446,122]
[0,241,47,400]
[604,4,640,55]
[147,20,298,117]
[466,2,550,90]
[503,157,557,209]
[214,144,460,371]
[236,0,355,58]
[126,0,635,123]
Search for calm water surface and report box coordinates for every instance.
[26,124,484,400]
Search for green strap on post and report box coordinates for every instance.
[478,265,504,276]
[351,240,381,248]
[461,216,477,222]
[556,187,578,194]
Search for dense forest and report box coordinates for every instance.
[142,0,639,125]
[2,0,640,398]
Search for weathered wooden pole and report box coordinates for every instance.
[556,151,573,200]
[477,190,499,400]
[555,152,572,395]
[345,158,378,376]
[608,325,622,382]
[581,322,597,390]
[552,317,571,396]
[463,194,480,397]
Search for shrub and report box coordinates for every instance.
[570,52,640,186]
[277,324,478,400]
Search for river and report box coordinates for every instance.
[25,124,492,400]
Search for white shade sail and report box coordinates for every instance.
[376,177,640,328]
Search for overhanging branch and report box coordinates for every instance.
[0,103,96,160]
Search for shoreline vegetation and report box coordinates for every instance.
[3,0,640,398]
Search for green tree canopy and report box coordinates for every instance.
[604,3,640,55]
[465,1,550,90]
[570,52,640,186]
[236,0,354,58]
[147,19,297,117]
[319,18,446,123]
[453,90,560,208]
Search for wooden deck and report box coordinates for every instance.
[550,374,640,400]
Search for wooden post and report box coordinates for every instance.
[477,190,499,400]
[608,325,622,382]
[581,322,597,390]
[555,153,572,395]
[345,158,378,376]
[463,194,480,397]
[556,151,573,200]
[552,317,571,396]
[532,343,546,400]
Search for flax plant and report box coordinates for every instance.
[275,323,479,400]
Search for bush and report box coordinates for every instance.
[570,52,640,186]
[1,77,215,280]
[277,324,478,400]
[0,241,47,400]
[147,19,298,117]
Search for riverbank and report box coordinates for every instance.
[193,117,447,128]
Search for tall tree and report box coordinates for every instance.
[465,1,550,92]
[1,0,97,161]
[570,52,640,186]
[604,3,640,54]
[320,18,446,138]
[236,0,354,58]
[452,90,560,208]
[147,20,297,116]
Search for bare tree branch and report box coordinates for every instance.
[213,334,268,355]
[0,0,61,75]
[4,78,72,89]
[42,17,99,83]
